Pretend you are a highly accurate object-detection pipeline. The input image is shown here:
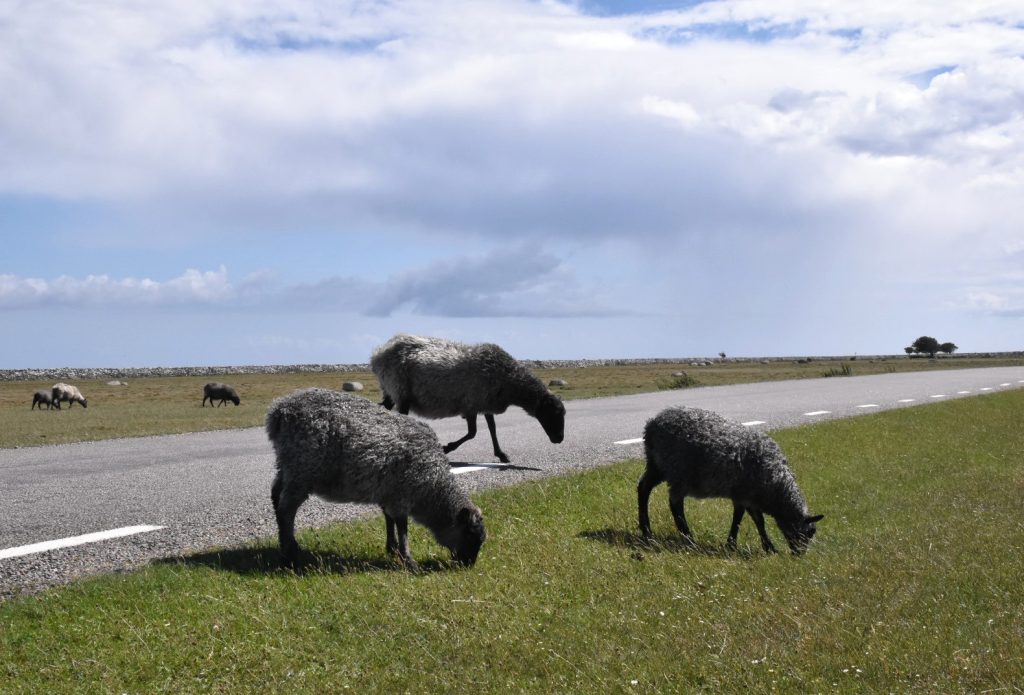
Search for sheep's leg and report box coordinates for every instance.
[391,515,418,571]
[637,466,664,539]
[748,509,777,554]
[273,477,308,569]
[443,415,478,454]
[385,513,399,555]
[484,413,510,463]
[726,503,745,550]
[668,487,695,545]
[381,394,395,410]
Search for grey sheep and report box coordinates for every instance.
[31,390,54,410]
[51,383,87,409]
[639,407,823,554]
[371,334,565,463]
[202,382,240,407]
[266,388,486,570]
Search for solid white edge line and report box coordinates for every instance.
[804,410,830,416]
[614,437,644,445]
[741,421,766,426]
[0,525,165,560]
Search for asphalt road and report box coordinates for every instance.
[2,366,1022,599]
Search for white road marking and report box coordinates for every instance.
[805,410,831,416]
[1001,383,1011,387]
[741,421,766,426]
[957,391,971,394]
[980,387,993,391]
[452,466,489,475]
[930,394,945,398]
[856,404,879,409]
[897,399,916,403]
[0,525,165,560]
[615,437,644,445]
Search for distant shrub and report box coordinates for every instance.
[822,364,853,378]
[656,372,698,390]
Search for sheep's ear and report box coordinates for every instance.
[457,506,483,527]
[806,514,824,523]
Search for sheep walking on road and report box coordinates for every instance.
[51,383,87,409]
[31,390,54,410]
[202,382,240,407]
[266,388,486,570]
[639,407,823,554]
[371,334,565,463]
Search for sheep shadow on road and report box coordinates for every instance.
[578,528,757,560]
[157,545,453,577]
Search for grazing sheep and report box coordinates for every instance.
[31,390,54,410]
[202,382,240,407]
[51,383,87,409]
[639,407,823,554]
[371,334,565,463]
[266,388,486,570]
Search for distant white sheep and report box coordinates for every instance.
[266,388,486,570]
[640,407,823,554]
[371,334,565,463]
[51,383,87,409]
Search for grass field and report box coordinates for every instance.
[2,355,1023,449]
[1,390,1022,692]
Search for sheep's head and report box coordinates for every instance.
[446,505,486,567]
[80,398,88,408]
[535,393,565,444]
[231,395,241,406]
[778,513,824,555]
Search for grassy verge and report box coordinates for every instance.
[2,355,1023,449]
[2,391,1022,692]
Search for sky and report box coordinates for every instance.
[1,0,1023,368]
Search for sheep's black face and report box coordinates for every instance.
[536,395,565,444]
[780,514,824,555]
[231,396,241,406]
[80,399,88,409]
[450,506,486,567]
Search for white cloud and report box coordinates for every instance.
[0,247,624,318]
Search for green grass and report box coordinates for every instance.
[3,355,1022,449]
[2,391,1022,692]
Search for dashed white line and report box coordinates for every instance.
[804,410,831,416]
[452,466,489,475]
[856,404,879,409]
[957,391,971,395]
[980,387,993,391]
[741,420,766,426]
[0,525,165,560]
[897,398,916,403]
[614,437,644,445]
[1000,383,1011,387]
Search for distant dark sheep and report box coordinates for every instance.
[640,407,823,554]
[31,390,54,410]
[266,388,486,570]
[371,334,565,463]
[202,382,240,407]
[51,383,87,409]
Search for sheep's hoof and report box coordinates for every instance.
[496,453,511,464]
